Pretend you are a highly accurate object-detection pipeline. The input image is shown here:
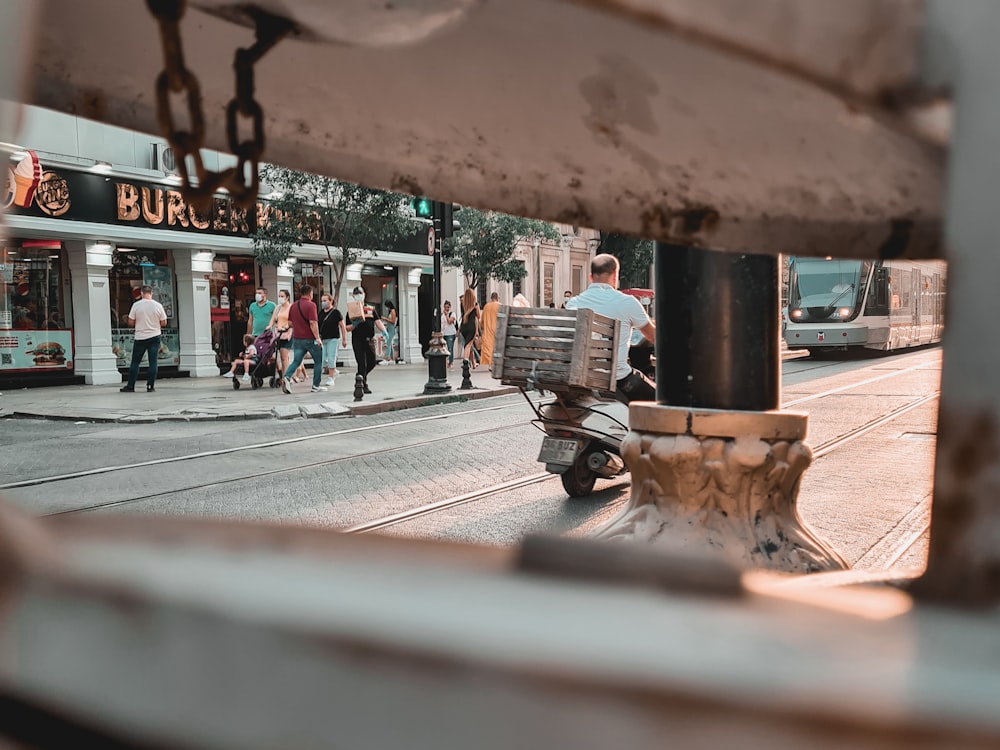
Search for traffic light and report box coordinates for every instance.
[412,197,434,218]
[431,201,454,239]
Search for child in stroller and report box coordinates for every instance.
[247,328,282,390]
[224,334,258,388]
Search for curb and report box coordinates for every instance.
[348,386,520,416]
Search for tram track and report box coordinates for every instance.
[39,420,529,517]
[348,391,940,536]
[0,398,536,492]
[16,354,939,531]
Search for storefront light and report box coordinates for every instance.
[346,263,363,281]
[91,160,113,173]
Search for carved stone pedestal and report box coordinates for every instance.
[598,404,848,574]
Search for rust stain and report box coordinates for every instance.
[877,218,914,260]
[680,207,721,234]
[389,175,423,197]
[75,88,107,121]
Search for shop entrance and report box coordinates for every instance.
[209,255,257,367]
[110,248,181,376]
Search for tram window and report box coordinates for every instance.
[867,266,889,315]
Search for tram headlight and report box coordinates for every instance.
[790,309,803,320]
[837,307,851,318]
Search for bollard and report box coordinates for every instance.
[459,358,473,390]
[353,373,365,402]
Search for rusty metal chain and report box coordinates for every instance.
[146,0,294,211]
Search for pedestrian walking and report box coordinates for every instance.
[441,300,458,368]
[280,284,327,394]
[459,287,481,368]
[120,284,167,393]
[479,292,500,367]
[381,300,398,364]
[247,287,276,338]
[346,286,385,394]
[318,293,347,386]
[267,289,294,381]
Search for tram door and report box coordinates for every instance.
[912,271,922,344]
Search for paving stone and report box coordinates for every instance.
[300,403,333,418]
[320,401,351,415]
[272,404,302,420]
[118,415,159,423]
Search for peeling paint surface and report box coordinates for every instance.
[28,0,943,258]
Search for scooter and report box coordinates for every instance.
[524,330,654,497]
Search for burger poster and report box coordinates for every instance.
[0,330,73,372]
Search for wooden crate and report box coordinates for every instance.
[491,306,621,394]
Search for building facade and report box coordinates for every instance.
[1,107,597,387]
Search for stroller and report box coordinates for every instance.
[235,328,282,390]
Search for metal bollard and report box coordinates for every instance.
[459,358,474,390]
[353,373,365,401]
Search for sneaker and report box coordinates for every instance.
[324,377,335,386]
[311,385,328,393]
[242,375,250,382]
[220,372,231,377]
[120,386,134,392]
[281,378,292,394]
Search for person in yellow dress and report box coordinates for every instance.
[479,292,500,368]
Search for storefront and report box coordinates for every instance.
[3,148,433,384]
[0,239,75,384]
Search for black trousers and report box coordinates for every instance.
[353,335,377,380]
[615,368,656,405]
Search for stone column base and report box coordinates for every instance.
[596,403,848,574]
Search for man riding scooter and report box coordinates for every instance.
[566,254,657,403]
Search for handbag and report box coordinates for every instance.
[278,327,292,341]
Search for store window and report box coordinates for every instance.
[0,240,72,373]
[210,256,256,366]
[543,262,555,306]
[110,249,180,370]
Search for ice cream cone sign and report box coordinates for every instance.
[12,150,41,208]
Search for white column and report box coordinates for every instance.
[259,265,279,300]
[277,259,295,300]
[401,267,422,364]
[174,249,218,377]
[341,269,360,368]
[65,240,121,385]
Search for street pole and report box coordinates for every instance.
[423,205,451,394]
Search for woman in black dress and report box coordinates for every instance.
[459,287,480,368]
[345,286,384,393]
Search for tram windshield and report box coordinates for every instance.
[788,258,864,321]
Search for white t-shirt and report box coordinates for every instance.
[566,283,651,380]
[129,297,167,341]
[441,312,458,336]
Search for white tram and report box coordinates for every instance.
[783,257,946,353]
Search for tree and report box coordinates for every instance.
[599,233,654,289]
[250,165,414,304]
[442,207,560,289]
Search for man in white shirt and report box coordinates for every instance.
[121,284,168,393]
[566,254,656,403]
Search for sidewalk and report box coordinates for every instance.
[0,349,810,424]
[0,363,518,423]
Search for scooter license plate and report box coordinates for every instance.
[538,437,581,465]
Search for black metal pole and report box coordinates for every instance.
[423,220,451,394]
[654,243,779,411]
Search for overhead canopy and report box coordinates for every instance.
[28,0,944,258]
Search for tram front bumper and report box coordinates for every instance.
[785,323,869,348]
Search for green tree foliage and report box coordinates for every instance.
[442,207,560,289]
[598,233,654,289]
[250,166,414,304]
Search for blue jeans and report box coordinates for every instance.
[321,338,341,372]
[126,335,160,389]
[382,324,396,361]
[443,334,456,364]
[284,338,323,388]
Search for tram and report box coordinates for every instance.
[783,257,946,353]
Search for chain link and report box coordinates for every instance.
[146,0,293,211]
